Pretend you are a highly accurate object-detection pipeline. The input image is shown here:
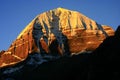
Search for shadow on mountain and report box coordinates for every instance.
[49,33,70,56]
[0,26,120,80]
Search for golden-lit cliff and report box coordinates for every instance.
[0,7,114,67]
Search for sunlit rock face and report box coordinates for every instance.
[0,7,114,67]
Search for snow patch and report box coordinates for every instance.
[26,52,61,66]
[26,53,47,65]
[3,66,23,74]
[71,50,92,56]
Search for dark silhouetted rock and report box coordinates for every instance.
[89,25,120,80]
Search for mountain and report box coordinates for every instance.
[0,7,114,67]
[0,26,119,80]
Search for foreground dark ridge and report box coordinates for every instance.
[0,26,120,80]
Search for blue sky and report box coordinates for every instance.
[0,0,120,50]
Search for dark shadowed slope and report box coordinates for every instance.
[89,25,120,80]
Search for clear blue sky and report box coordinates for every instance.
[0,0,120,50]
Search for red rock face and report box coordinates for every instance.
[0,8,114,67]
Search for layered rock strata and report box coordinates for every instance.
[0,8,114,67]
